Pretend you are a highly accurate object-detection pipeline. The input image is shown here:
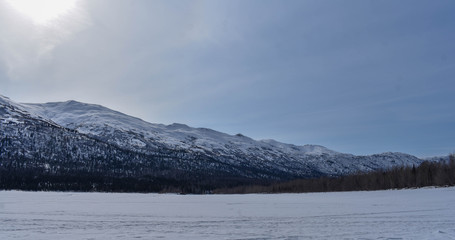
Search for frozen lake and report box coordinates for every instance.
[1,187,455,239]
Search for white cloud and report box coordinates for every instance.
[0,0,89,82]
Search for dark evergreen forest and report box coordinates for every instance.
[2,155,453,194]
[214,155,455,194]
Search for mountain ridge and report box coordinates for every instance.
[17,97,398,157]
[0,94,438,191]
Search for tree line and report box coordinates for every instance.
[2,156,453,194]
[214,155,455,194]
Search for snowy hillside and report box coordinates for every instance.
[21,97,426,176]
[0,93,433,189]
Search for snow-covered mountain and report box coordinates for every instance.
[0,94,430,188]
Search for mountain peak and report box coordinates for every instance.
[1,93,431,181]
[167,123,191,130]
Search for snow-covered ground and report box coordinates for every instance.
[1,187,455,240]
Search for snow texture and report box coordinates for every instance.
[1,187,454,239]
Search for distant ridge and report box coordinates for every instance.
[0,94,438,192]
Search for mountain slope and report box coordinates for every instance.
[21,98,424,176]
[1,94,429,191]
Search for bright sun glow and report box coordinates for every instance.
[6,0,78,25]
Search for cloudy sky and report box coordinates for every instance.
[1,0,454,157]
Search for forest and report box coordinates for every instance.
[214,154,455,194]
[1,155,453,194]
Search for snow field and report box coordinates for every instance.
[1,187,455,239]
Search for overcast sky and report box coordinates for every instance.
[1,0,454,157]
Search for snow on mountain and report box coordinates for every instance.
[22,99,340,161]
[260,139,338,155]
[0,94,59,127]
[1,94,432,180]
[23,100,332,164]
